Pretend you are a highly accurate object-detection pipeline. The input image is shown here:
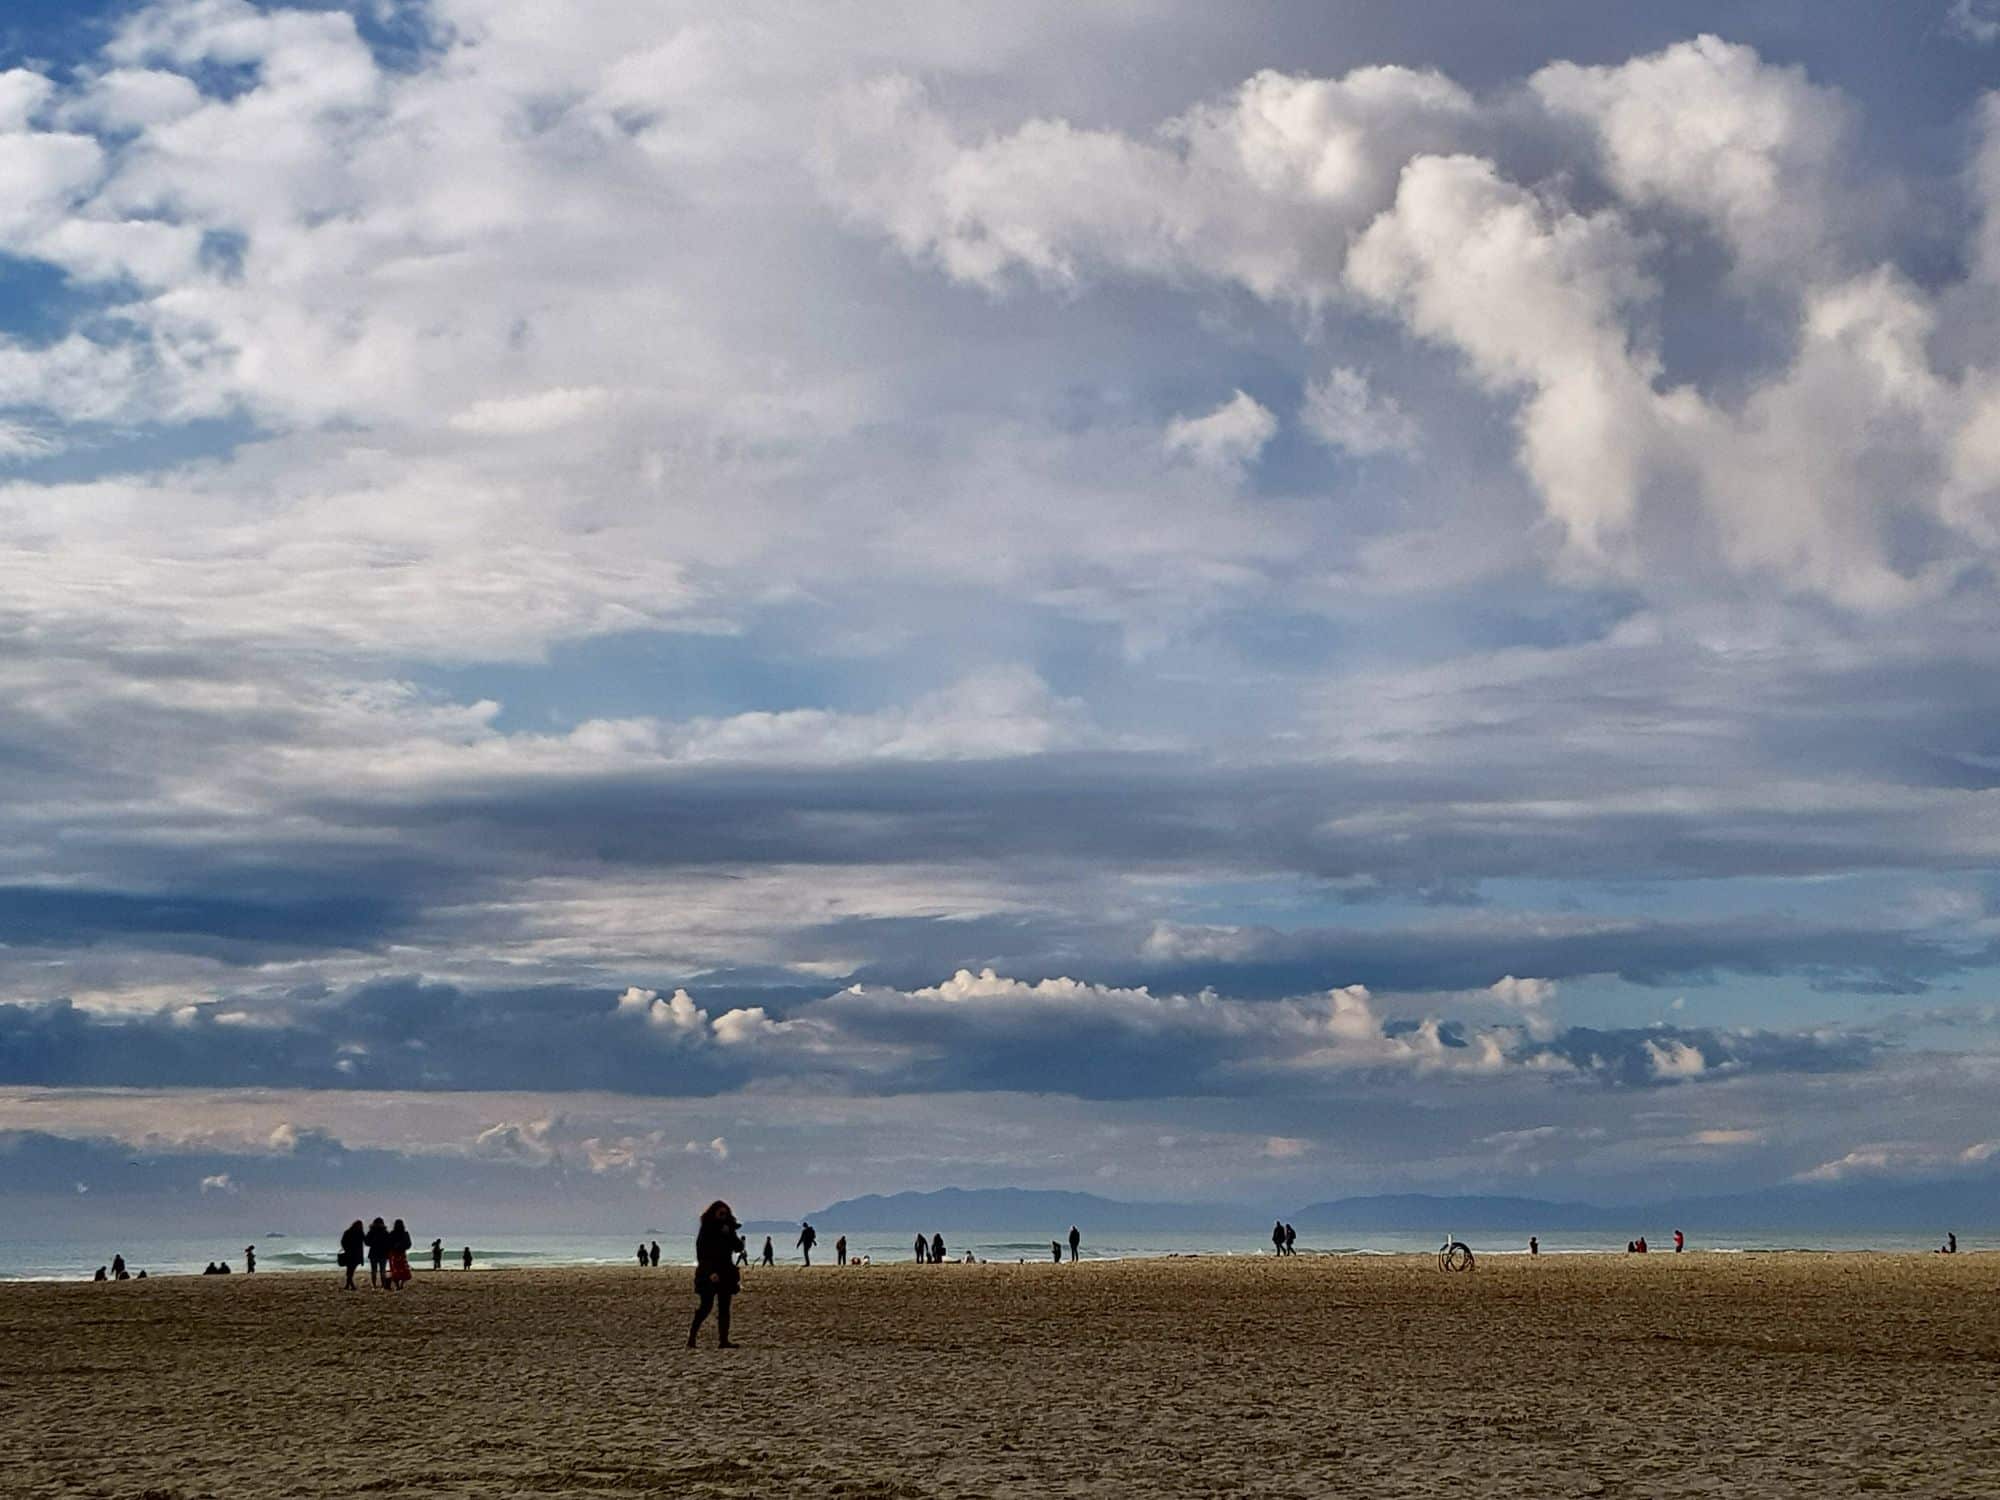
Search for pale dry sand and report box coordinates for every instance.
[5,1253,1999,1498]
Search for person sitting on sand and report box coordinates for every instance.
[218,1261,231,1274]
[688,1200,742,1349]
[462,1246,473,1271]
[761,1236,775,1267]
[135,1270,145,1279]
[431,1239,443,1273]
[835,1235,847,1267]
[650,1240,661,1268]
[387,1219,413,1290]
[797,1220,817,1267]
[341,1220,366,1290]
[931,1232,946,1264]
[1636,1237,1648,1254]
[94,1266,107,1281]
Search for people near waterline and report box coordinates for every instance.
[1942,1231,1959,1254]
[1272,1220,1286,1256]
[650,1240,661,1268]
[915,1233,928,1263]
[1068,1225,1081,1262]
[93,1265,107,1281]
[431,1239,443,1273]
[735,1238,750,1267]
[1626,1241,1636,1253]
[1052,1240,1062,1263]
[1529,1236,1539,1256]
[1673,1229,1684,1253]
[1284,1224,1297,1256]
[243,1245,255,1274]
[462,1245,473,1271]
[638,1242,650,1269]
[930,1232,947,1264]
[386,1218,413,1290]
[687,1200,742,1349]
[364,1216,390,1288]
[135,1270,146,1279]
[760,1236,775,1267]
[341,1220,366,1290]
[835,1235,847,1267]
[797,1220,817,1267]
[111,1254,127,1280]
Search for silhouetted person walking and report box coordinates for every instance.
[761,1236,775,1267]
[650,1240,661,1267]
[364,1217,389,1288]
[1068,1225,1080,1262]
[915,1233,928,1263]
[797,1221,817,1267]
[341,1220,365,1290]
[387,1218,413,1289]
[1272,1220,1286,1256]
[930,1232,946,1264]
[1284,1224,1297,1255]
[243,1245,255,1273]
[688,1200,741,1349]
[431,1239,443,1272]
[111,1254,126,1280]
[835,1235,847,1266]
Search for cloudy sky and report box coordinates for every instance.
[7,0,2000,1231]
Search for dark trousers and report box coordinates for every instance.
[689,1288,732,1345]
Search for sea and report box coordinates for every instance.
[0,1226,1986,1281]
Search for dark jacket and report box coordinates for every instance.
[363,1222,389,1260]
[695,1219,742,1296]
[388,1224,412,1256]
[341,1224,365,1265]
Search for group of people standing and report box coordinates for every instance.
[636,1240,660,1266]
[1049,1225,1082,1262]
[1271,1221,1299,1255]
[337,1217,466,1289]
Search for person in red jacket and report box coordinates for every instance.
[1674,1229,1684,1253]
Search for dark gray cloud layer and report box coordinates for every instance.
[0,975,1884,1099]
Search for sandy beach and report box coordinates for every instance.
[5,1253,1998,1498]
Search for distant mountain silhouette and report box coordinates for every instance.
[746,1175,2000,1237]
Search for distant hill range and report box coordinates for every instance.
[748,1178,2000,1236]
